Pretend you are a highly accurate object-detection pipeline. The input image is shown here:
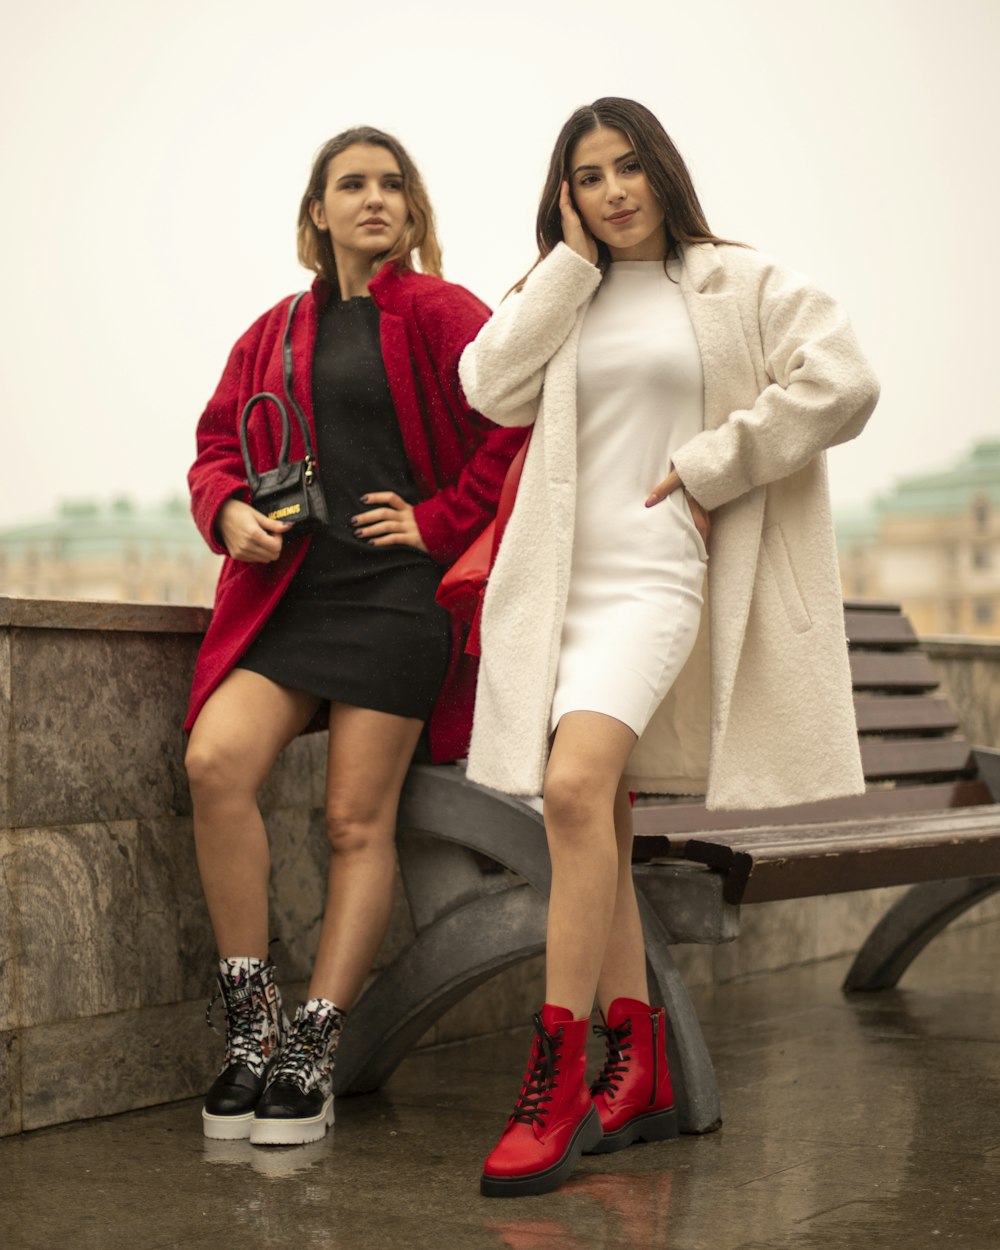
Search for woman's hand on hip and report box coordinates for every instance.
[646,468,712,550]
[560,181,598,266]
[218,498,290,562]
[353,491,428,552]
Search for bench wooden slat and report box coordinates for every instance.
[850,651,940,691]
[632,780,994,851]
[682,807,1000,904]
[843,599,905,613]
[853,695,959,734]
[860,738,975,780]
[845,609,918,647]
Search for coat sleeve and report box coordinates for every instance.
[458,243,603,424]
[409,282,529,565]
[188,320,264,554]
[671,259,880,513]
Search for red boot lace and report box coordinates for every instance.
[590,1014,632,1100]
[507,1013,564,1128]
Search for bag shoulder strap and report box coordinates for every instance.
[281,292,318,464]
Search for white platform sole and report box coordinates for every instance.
[202,1108,254,1141]
[249,1096,334,1146]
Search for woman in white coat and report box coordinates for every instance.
[459,98,879,1199]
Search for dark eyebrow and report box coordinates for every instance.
[570,150,636,177]
[334,170,402,183]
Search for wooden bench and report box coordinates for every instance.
[332,601,1000,1134]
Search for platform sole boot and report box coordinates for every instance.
[587,997,679,1154]
[250,998,346,1147]
[481,1004,603,1198]
[202,956,287,1140]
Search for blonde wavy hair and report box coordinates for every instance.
[297,126,443,285]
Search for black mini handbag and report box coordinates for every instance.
[239,292,330,530]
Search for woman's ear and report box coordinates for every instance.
[309,198,327,232]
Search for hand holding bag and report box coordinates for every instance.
[436,430,531,655]
[238,293,330,531]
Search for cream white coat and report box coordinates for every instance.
[459,242,879,809]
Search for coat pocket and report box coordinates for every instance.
[761,523,812,635]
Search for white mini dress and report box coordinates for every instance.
[549,259,708,738]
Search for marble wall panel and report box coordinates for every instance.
[0,631,11,829]
[0,1030,20,1136]
[929,650,1000,751]
[137,816,215,1007]
[267,806,329,982]
[19,998,218,1133]
[257,732,328,814]
[15,822,140,1028]
[0,831,21,1032]
[9,629,197,829]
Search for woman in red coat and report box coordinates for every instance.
[185,126,523,1148]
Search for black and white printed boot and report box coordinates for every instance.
[250,998,346,1146]
[202,956,287,1140]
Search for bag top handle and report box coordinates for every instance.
[239,292,317,488]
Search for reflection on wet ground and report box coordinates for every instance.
[2,915,999,1249]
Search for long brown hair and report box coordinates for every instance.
[515,97,740,290]
[297,126,443,287]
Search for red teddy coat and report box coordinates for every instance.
[186,263,526,762]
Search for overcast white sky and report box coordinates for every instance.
[2,0,998,529]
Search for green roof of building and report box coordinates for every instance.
[0,496,208,558]
[876,441,1000,516]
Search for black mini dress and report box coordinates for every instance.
[236,296,451,721]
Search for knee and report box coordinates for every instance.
[185,737,246,802]
[323,800,391,858]
[543,765,612,843]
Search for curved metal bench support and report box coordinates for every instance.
[334,881,547,1095]
[335,766,727,1134]
[844,875,1000,991]
[635,884,723,1134]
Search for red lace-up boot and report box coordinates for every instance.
[481,1004,603,1197]
[587,997,679,1153]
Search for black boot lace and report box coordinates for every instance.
[508,1014,563,1128]
[205,972,267,1074]
[590,1013,633,1100]
[269,1007,345,1094]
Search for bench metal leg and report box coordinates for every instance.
[843,876,1000,991]
[636,888,722,1135]
[333,882,547,1096]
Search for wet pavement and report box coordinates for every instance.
[2,913,999,1250]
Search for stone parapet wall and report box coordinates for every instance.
[2,598,998,1135]
[924,635,1000,750]
[0,598,545,1135]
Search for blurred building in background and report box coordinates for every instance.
[837,441,1000,637]
[0,497,220,606]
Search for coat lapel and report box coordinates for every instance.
[678,244,765,745]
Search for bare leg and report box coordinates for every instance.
[185,670,320,957]
[307,703,424,1009]
[596,783,651,1012]
[542,712,638,1018]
